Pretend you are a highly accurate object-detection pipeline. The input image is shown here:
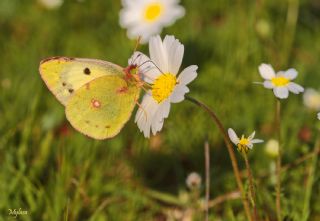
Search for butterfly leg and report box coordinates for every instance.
[134,98,148,121]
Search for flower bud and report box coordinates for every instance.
[186,172,202,190]
[265,139,279,158]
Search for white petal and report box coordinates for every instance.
[160,99,171,118]
[263,80,274,89]
[177,65,198,85]
[127,24,161,43]
[251,139,264,144]
[142,66,162,84]
[287,82,304,94]
[276,71,285,77]
[135,96,152,137]
[247,143,253,149]
[228,128,239,145]
[259,63,276,80]
[149,35,168,73]
[273,87,289,99]
[170,7,185,24]
[163,35,184,75]
[151,100,171,135]
[248,131,255,140]
[169,85,189,103]
[119,9,141,27]
[159,4,185,26]
[128,51,143,65]
[318,113,320,120]
[121,0,136,7]
[283,68,298,80]
[135,93,159,138]
[128,52,161,84]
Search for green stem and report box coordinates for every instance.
[186,95,252,221]
[243,153,258,221]
[205,140,210,221]
[144,189,186,207]
[302,133,320,221]
[275,99,282,221]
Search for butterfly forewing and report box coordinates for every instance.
[39,57,124,105]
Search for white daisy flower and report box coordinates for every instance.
[38,0,63,9]
[228,128,264,154]
[119,0,185,43]
[303,88,320,111]
[130,35,198,138]
[258,63,304,99]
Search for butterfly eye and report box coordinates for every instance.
[129,66,138,75]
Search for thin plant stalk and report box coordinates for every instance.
[64,198,69,221]
[243,153,258,221]
[205,140,210,221]
[302,133,320,221]
[282,0,299,66]
[186,95,252,221]
[275,99,282,221]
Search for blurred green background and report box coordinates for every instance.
[1,0,320,220]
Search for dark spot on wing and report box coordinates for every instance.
[85,120,90,124]
[62,82,66,86]
[105,125,110,129]
[84,67,91,75]
[68,89,74,93]
[95,125,99,128]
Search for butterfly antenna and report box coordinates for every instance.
[138,60,164,74]
[140,66,157,82]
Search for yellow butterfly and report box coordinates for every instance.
[39,56,141,140]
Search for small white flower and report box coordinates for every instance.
[38,0,63,9]
[303,88,320,111]
[228,128,264,153]
[131,35,198,138]
[265,139,279,158]
[318,112,320,120]
[258,63,304,99]
[186,172,202,189]
[119,0,185,43]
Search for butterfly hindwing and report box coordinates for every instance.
[39,57,124,105]
[65,75,140,139]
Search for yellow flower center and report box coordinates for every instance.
[144,3,163,22]
[239,137,249,146]
[271,76,290,86]
[237,136,249,153]
[152,73,177,103]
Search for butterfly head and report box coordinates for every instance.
[123,64,142,85]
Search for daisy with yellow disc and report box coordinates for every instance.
[39,35,198,139]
